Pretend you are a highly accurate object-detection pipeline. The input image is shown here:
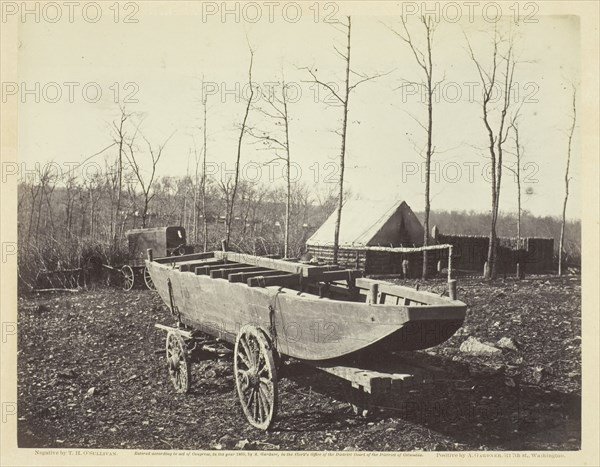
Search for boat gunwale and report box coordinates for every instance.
[146,257,467,310]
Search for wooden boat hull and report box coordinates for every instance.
[146,259,466,361]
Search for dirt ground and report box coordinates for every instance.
[17,275,581,451]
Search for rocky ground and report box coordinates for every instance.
[17,275,581,451]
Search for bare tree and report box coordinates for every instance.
[111,106,131,248]
[558,86,577,276]
[304,16,385,264]
[247,78,293,257]
[192,145,200,244]
[124,130,174,228]
[466,27,517,279]
[201,89,209,251]
[63,169,79,242]
[388,16,440,278]
[32,164,58,247]
[224,46,254,247]
[505,109,524,246]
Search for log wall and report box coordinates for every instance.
[307,235,554,276]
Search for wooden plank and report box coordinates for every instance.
[228,269,286,283]
[315,363,415,394]
[309,269,362,283]
[355,277,453,305]
[225,267,271,282]
[194,262,229,275]
[179,259,224,272]
[154,252,215,264]
[215,251,340,278]
[215,251,302,275]
[197,263,244,276]
[247,273,302,288]
[210,266,264,279]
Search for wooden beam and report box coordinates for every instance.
[154,323,194,339]
[224,267,273,282]
[228,269,289,283]
[210,266,264,279]
[355,278,454,305]
[196,262,243,276]
[309,269,362,283]
[194,261,227,275]
[215,251,303,275]
[313,364,413,394]
[247,273,302,288]
[214,251,340,278]
[179,259,224,272]
[154,252,215,264]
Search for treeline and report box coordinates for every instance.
[17,161,580,289]
[16,170,338,288]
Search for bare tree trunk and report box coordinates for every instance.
[305,17,383,265]
[246,78,293,257]
[388,17,437,279]
[112,109,128,250]
[124,131,173,233]
[226,48,254,247]
[511,120,523,248]
[517,168,521,243]
[26,184,40,248]
[422,19,434,279]
[283,92,291,259]
[202,92,209,252]
[332,17,352,265]
[559,87,576,276]
[466,30,515,279]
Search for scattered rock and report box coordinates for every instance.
[496,337,520,352]
[460,336,502,356]
[57,369,78,379]
[217,434,236,450]
[531,367,544,384]
[235,439,253,450]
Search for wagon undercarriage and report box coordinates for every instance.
[154,320,447,430]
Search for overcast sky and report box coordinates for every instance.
[15,2,581,219]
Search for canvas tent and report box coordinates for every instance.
[305,198,426,275]
[306,197,424,248]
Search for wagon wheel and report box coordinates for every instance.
[143,266,156,290]
[172,244,186,256]
[234,326,278,430]
[165,331,191,393]
[121,265,135,291]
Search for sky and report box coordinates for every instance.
[13,1,581,219]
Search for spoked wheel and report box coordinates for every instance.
[172,244,186,256]
[234,326,278,430]
[121,265,135,291]
[143,266,156,290]
[166,331,191,393]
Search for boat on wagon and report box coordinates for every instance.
[146,249,466,429]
